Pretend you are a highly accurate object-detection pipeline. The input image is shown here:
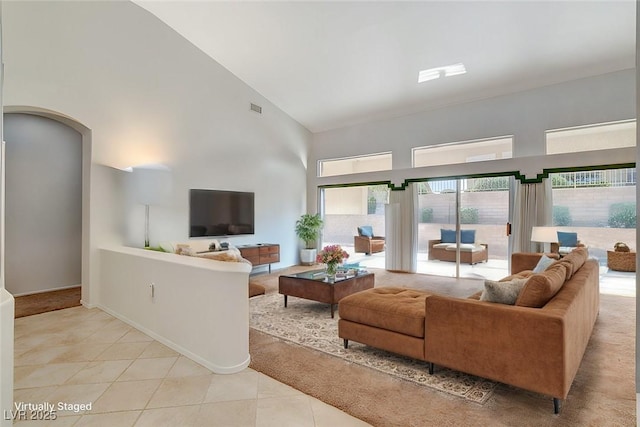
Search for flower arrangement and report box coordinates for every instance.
[317,244,349,265]
[317,244,349,276]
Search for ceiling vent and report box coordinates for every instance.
[250,103,262,114]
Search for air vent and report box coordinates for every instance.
[250,103,262,114]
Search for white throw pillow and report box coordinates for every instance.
[533,254,555,273]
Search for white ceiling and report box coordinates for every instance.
[135,1,636,133]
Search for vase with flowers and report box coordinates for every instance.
[316,244,349,279]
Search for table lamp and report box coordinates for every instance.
[531,226,557,253]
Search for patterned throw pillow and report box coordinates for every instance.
[480,278,528,305]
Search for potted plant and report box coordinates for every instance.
[295,213,324,265]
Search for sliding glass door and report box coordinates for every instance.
[418,177,510,280]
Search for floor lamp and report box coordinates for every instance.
[132,164,172,248]
[531,226,557,253]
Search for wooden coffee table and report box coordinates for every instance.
[278,269,375,318]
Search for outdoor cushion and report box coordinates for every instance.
[358,226,374,238]
[557,231,578,247]
[439,229,476,244]
[444,243,483,252]
[432,243,452,249]
[460,229,476,244]
[440,229,456,243]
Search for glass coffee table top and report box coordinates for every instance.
[282,268,371,282]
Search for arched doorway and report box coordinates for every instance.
[4,107,92,308]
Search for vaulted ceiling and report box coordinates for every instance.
[135,1,636,133]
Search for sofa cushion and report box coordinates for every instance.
[338,287,431,338]
[480,278,528,305]
[441,229,456,243]
[500,270,534,282]
[515,262,567,308]
[562,247,589,277]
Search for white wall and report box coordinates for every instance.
[1,0,312,303]
[308,69,635,207]
[4,113,82,295]
[99,247,251,374]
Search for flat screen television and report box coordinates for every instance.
[189,189,255,237]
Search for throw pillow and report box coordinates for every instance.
[515,262,567,308]
[532,254,555,273]
[358,226,374,238]
[441,229,456,243]
[460,229,476,244]
[480,278,528,305]
[557,231,578,247]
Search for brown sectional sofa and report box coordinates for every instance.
[338,248,598,413]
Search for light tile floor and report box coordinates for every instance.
[13,306,371,427]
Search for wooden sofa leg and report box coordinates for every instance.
[428,362,434,375]
[343,339,349,349]
[553,398,560,414]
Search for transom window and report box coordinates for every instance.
[546,120,636,155]
[318,152,391,177]
[412,136,513,168]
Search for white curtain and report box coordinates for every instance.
[385,183,418,272]
[512,179,553,253]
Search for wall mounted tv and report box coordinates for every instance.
[189,189,255,237]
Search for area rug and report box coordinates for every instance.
[250,292,496,404]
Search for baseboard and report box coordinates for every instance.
[11,284,81,298]
[96,303,251,375]
[80,299,96,309]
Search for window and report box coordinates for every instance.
[550,167,636,266]
[546,120,636,155]
[412,136,513,168]
[318,152,392,177]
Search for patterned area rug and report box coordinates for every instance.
[250,292,496,404]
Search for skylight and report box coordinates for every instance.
[418,63,466,83]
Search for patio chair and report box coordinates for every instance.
[550,231,586,256]
[354,226,385,255]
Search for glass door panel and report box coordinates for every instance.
[418,177,510,280]
[458,177,509,280]
[417,179,458,278]
[321,185,389,269]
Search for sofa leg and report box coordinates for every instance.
[343,339,349,349]
[553,398,560,414]
[428,362,434,375]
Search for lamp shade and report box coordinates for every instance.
[531,226,557,243]
[131,164,172,205]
